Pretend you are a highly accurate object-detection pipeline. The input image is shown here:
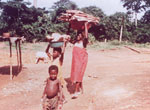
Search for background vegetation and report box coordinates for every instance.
[0,0,149,43]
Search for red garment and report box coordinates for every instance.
[70,46,88,83]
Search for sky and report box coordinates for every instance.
[26,0,144,19]
[27,0,128,15]
[2,0,144,19]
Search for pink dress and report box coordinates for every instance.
[70,44,88,83]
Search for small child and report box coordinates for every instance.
[41,65,64,110]
[45,39,67,86]
[35,51,49,64]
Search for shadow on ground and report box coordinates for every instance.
[65,77,76,94]
[0,65,22,78]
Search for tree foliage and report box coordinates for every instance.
[49,0,78,38]
[81,6,106,41]
[50,0,78,23]
[121,0,150,13]
[0,0,149,43]
[0,0,50,42]
[141,10,150,23]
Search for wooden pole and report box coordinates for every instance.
[18,40,22,70]
[119,25,123,42]
[119,16,124,43]
[9,40,13,80]
[15,41,20,72]
[135,12,137,27]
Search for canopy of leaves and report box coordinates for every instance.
[50,0,78,23]
[141,10,150,23]
[121,0,149,13]
[0,0,51,42]
[0,0,149,43]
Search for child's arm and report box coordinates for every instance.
[59,54,64,66]
[45,43,51,59]
[62,39,67,54]
[58,80,64,103]
[41,88,46,99]
[59,40,67,65]
[57,80,63,110]
[84,22,88,39]
[41,79,48,100]
[83,22,89,48]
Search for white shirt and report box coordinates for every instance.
[74,41,84,48]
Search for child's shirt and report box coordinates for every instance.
[50,57,64,85]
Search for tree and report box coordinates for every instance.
[81,6,105,18]
[46,0,79,38]
[106,12,132,41]
[81,6,106,41]
[121,0,149,26]
[22,13,52,42]
[0,0,50,42]
[50,0,78,23]
[135,13,150,43]
[141,10,150,23]
[0,0,31,33]
[134,22,150,43]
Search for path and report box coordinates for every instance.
[0,46,150,110]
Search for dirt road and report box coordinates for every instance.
[0,45,150,110]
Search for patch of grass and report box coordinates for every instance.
[88,41,123,50]
[0,42,17,51]
[2,40,150,53]
[88,40,150,50]
[131,43,150,48]
[21,42,49,52]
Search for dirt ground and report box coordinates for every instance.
[1,42,150,110]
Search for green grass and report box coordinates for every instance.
[21,42,49,52]
[88,40,123,50]
[0,42,18,51]
[0,42,49,53]
[130,43,150,48]
[1,40,150,52]
[88,40,150,50]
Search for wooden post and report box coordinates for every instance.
[119,16,124,42]
[18,40,22,70]
[135,12,137,27]
[9,40,13,80]
[15,41,20,72]
[119,25,123,42]
[104,38,107,43]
